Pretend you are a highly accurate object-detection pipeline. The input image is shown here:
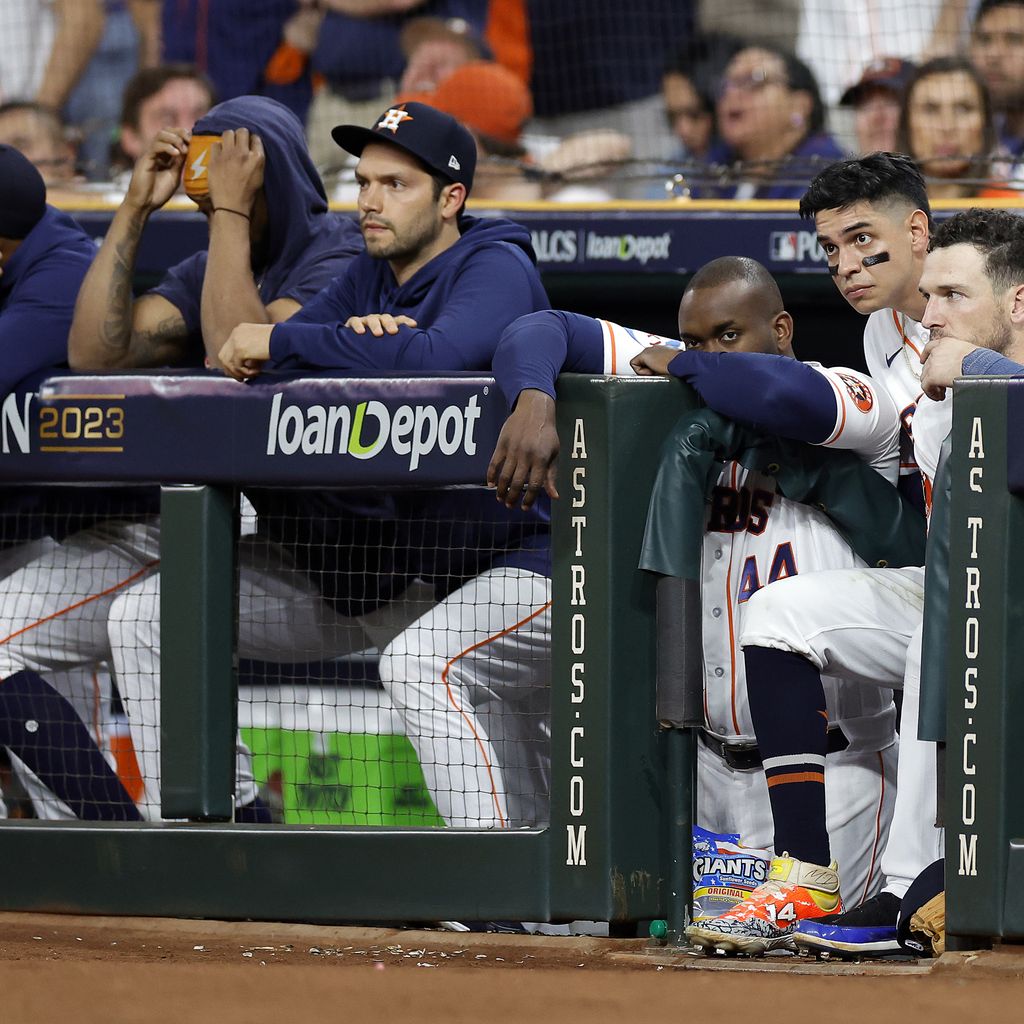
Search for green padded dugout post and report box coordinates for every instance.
[944,379,1024,945]
[160,484,238,821]
[548,374,698,925]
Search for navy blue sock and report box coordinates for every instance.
[0,670,142,821]
[743,646,830,866]
[235,794,272,824]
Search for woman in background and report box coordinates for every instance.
[897,56,1018,199]
[699,44,843,199]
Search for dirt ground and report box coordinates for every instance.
[1,912,1020,1024]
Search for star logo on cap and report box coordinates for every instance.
[376,107,414,134]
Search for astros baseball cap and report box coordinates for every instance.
[332,102,477,190]
[840,57,916,106]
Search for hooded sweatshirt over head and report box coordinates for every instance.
[151,95,362,357]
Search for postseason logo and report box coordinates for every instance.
[769,230,825,264]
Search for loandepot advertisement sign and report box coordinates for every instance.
[266,392,484,470]
[0,377,503,488]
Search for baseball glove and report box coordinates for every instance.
[909,891,945,956]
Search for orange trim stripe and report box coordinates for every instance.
[767,771,825,788]
[824,373,848,444]
[0,560,159,649]
[439,598,553,828]
[860,750,887,905]
[600,319,617,373]
[892,309,924,360]
[91,665,101,743]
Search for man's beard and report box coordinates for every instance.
[363,214,441,263]
[981,310,1014,355]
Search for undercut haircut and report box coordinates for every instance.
[687,256,784,314]
[798,152,932,227]
[929,209,1024,293]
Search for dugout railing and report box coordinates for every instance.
[926,376,1024,948]
[0,368,1015,950]
[0,370,687,929]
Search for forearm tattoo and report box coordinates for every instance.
[99,226,143,354]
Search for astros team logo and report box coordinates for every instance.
[377,107,413,134]
[837,373,874,413]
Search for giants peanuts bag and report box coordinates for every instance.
[692,826,772,921]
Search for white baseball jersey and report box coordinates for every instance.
[863,308,929,484]
[598,320,901,742]
[911,393,952,493]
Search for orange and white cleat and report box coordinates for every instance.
[686,854,843,956]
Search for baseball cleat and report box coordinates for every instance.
[793,890,902,958]
[686,854,843,956]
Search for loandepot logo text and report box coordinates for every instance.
[585,232,672,265]
[266,392,482,470]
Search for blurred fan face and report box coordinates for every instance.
[400,38,476,93]
[0,108,74,184]
[970,3,1024,110]
[122,77,214,160]
[663,72,713,158]
[906,70,987,178]
[716,48,810,159]
[854,87,902,154]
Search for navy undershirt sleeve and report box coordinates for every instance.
[962,348,1024,376]
[667,349,839,443]
[491,310,604,408]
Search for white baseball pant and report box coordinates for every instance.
[698,739,897,906]
[106,528,435,820]
[378,567,552,830]
[0,517,421,820]
[881,622,944,898]
[0,536,117,820]
[737,565,932,900]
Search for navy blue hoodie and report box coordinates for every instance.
[254,215,551,614]
[0,206,94,396]
[151,95,363,357]
[267,215,548,372]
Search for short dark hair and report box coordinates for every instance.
[119,63,216,130]
[664,32,745,115]
[688,255,784,313]
[973,0,1024,30]
[799,152,932,224]
[929,208,1024,292]
[776,49,827,138]
[896,57,996,162]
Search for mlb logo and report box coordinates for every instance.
[770,232,798,261]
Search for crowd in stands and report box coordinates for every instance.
[2,1,1024,203]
